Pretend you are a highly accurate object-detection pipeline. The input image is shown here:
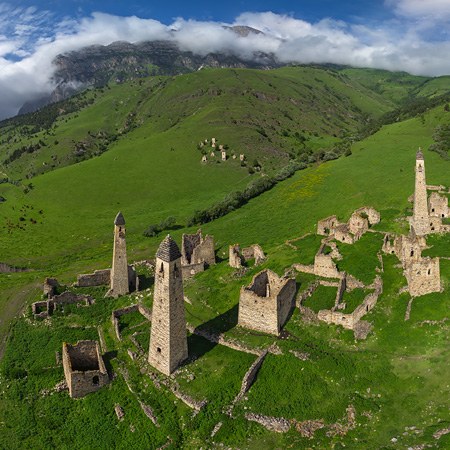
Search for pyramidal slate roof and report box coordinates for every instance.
[114,211,126,226]
[416,148,424,160]
[157,235,181,262]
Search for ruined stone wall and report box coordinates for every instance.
[32,301,50,318]
[430,217,444,233]
[238,270,295,335]
[0,262,29,273]
[181,262,205,278]
[43,278,59,297]
[354,207,380,225]
[234,350,268,403]
[76,269,111,287]
[229,244,243,268]
[317,310,355,330]
[242,245,266,264]
[429,192,448,218]
[334,274,347,309]
[314,246,340,278]
[405,257,441,297]
[334,225,355,244]
[181,232,201,265]
[348,213,369,236]
[191,235,215,266]
[52,291,92,308]
[63,341,108,398]
[317,215,338,236]
[276,279,297,330]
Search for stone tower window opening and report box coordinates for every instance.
[92,375,99,386]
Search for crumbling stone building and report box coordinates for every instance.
[429,192,449,219]
[181,229,215,277]
[62,340,109,398]
[149,235,188,376]
[383,150,445,297]
[317,215,338,236]
[238,269,296,335]
[314,244,340,278]
[316,206,380,244]
[229,244,266,269]
[404,257,441,297]
[382,231,425,268]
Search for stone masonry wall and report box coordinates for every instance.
[63,340,108,398]
[76,269,111,287]
[229,244,243,268]
[429,192,448,218]
[317,215,338,236]
[191,235,215,266]
[314,245,340,278]
[238,270,296,335]
[405,257,441,297]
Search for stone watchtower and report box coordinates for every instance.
[148,235,188,375]
[107,212,130,298]
[412,149,430,236]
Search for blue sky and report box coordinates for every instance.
[11,0,392,25]
[0,0,450,119]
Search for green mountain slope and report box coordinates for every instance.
[1,66,400,181]
[0,94,449,450]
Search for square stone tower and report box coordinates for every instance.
[412,149,430,236]
[149,235,188,375]
[107,212,130,298]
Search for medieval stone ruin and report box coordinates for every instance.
[32,289,94,319]
[62,340,109,398]
[181,229,215,277]
[317,206,380,244]
[238,269,296,335]
[229,243,266,269]
[382,150,446,297]
[107,212,138,298]
[73,213,138,295]
[148,235,188,376]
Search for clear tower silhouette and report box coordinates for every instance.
[148,235,188,375]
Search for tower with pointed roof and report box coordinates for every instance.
[412,149,430,236]
[148,235,188,375]
[107,212,130,298]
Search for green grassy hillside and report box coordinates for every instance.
[0,66,402,182]
[0,68,449,449]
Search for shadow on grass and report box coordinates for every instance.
[138,274,154,290]
[186,304,239,361]
[103,350,118,377]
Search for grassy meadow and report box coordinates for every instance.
[0,68,449,449]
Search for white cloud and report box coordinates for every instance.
[387,0,450,20]
[0,5,449,120]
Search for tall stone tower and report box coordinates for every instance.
[107,212,130,298]
[148,235,188,375]
[412,149,430,236]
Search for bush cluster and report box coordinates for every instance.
[187,160,306,226]
[143,216,176,237]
